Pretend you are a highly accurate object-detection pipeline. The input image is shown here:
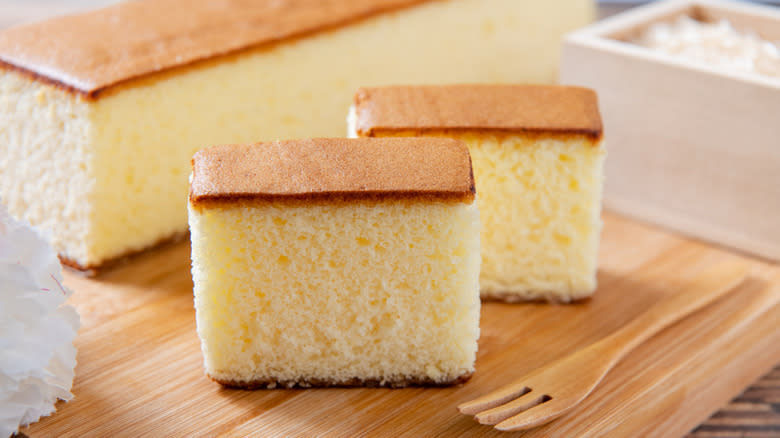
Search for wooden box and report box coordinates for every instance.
[560,0,780,261]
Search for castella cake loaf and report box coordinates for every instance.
[188,138,480,388]
[349,85,605,302]
[0,0,593,271]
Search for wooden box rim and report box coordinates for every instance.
[564,0,780,89]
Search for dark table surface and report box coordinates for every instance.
[687,366,780,438]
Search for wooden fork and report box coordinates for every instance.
[458,262,749,432]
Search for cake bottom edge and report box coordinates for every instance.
[59,230,190,276]
[481,289,595,304]
[209,371,474,389]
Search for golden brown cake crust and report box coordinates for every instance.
[189,138,476,206]
[353,84,604,140]
[210,372,473,389]
[0,0,438,99]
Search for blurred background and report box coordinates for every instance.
[0,0,777,30]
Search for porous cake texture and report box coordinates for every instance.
[0,0,593,271]
[349,85,605,302]
[188,138,481,388]
[0,71,195,270]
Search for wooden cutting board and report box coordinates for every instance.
[22,212,780,437]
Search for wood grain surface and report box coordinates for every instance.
[18,212,780,437]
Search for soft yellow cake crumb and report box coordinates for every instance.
[352,128,605,302]
[466,134,604,301]
[189,199,480,386]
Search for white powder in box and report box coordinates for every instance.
[635,15,780,78]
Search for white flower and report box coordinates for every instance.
[0,204,79,437]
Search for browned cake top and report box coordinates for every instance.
[0,0,433,98]
[353,84,603,140]
[189,138,475,205]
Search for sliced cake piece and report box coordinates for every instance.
[188,138,481,388]
[0,0,593,272]
[349,85,605,302]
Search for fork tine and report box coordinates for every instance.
[473,391,550,425]
[458,382,531,415]
[494,396,571,431]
